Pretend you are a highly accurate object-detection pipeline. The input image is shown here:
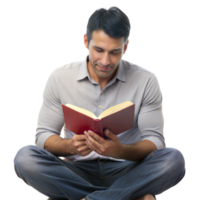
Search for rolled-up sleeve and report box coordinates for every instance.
[35,71,64,149]
[138,74,165,150]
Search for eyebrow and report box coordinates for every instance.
[93,46,122,51]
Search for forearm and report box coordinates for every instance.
[44,135,75,156]
[120,140,157,161]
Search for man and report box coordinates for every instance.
[14,7,185,200]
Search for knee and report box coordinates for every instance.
[14,145,41,176]
[162,148,185,175]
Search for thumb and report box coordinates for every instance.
[104,129,117,140]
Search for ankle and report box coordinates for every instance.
[132,194,155,200]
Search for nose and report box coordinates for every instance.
[101,53,111,67]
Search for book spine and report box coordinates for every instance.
[93,119,104,138]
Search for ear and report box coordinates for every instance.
[84,34,89,49]
[123,40,131,56]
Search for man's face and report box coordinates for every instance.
[84,30,128,79]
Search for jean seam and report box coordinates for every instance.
[48,153,94,186]
[86,177,183,200]
[86,167,134,179]
[48,152,55,160]
[151,174,185,193]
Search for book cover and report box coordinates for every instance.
[62,103,135,138]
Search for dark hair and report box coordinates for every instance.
[86,7,130,44]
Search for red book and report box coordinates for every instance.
[62,101,135,138]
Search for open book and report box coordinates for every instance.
[62,101,135,138]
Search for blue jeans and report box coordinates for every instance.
[14,145,185,200]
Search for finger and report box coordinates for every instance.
[78,145,91,152]
[104,129,118,141]
[86,130,105,144]
[83,141,90,149]
[80,149,92,156]
[85,145,92,151]
[85,140,90,149]
[75,138,91,149]
[74,134,87,140]
[85,135,104,155]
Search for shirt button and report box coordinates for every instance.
[101,91,104,94]
[99,105,102,108]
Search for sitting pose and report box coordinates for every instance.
[14,6,185,200]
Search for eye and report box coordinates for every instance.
[94,48,121,55]
[112,52,119,55]
[112,52,120,55]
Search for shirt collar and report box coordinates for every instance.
[76,56,126,83]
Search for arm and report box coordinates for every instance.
[34,72,74,156]
[35,71,91,156]
[119,140,157,161]
[120,74,165,160]
[44,135,74,156]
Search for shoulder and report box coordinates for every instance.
[51,60,83,74]
[122,59,154,76]
[121,59,157,84]
[50,60,83,79]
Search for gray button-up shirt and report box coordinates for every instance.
[35,57,165,161]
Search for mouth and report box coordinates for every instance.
[97,65,111,71]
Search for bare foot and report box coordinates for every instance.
[80,194,154,200]
[132,194,155,200]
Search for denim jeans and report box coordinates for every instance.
[14,145,185,200]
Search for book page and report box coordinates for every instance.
[98,101,133,119]
[66,104,97,119]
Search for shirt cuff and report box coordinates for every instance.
[142,136,165,150]
[35,132,57,149]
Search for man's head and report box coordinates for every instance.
[86,7,130,45]
[84,7,130,82]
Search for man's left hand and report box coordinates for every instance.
[84,129,124,159]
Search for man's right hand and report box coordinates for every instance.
[71,134,92,156]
